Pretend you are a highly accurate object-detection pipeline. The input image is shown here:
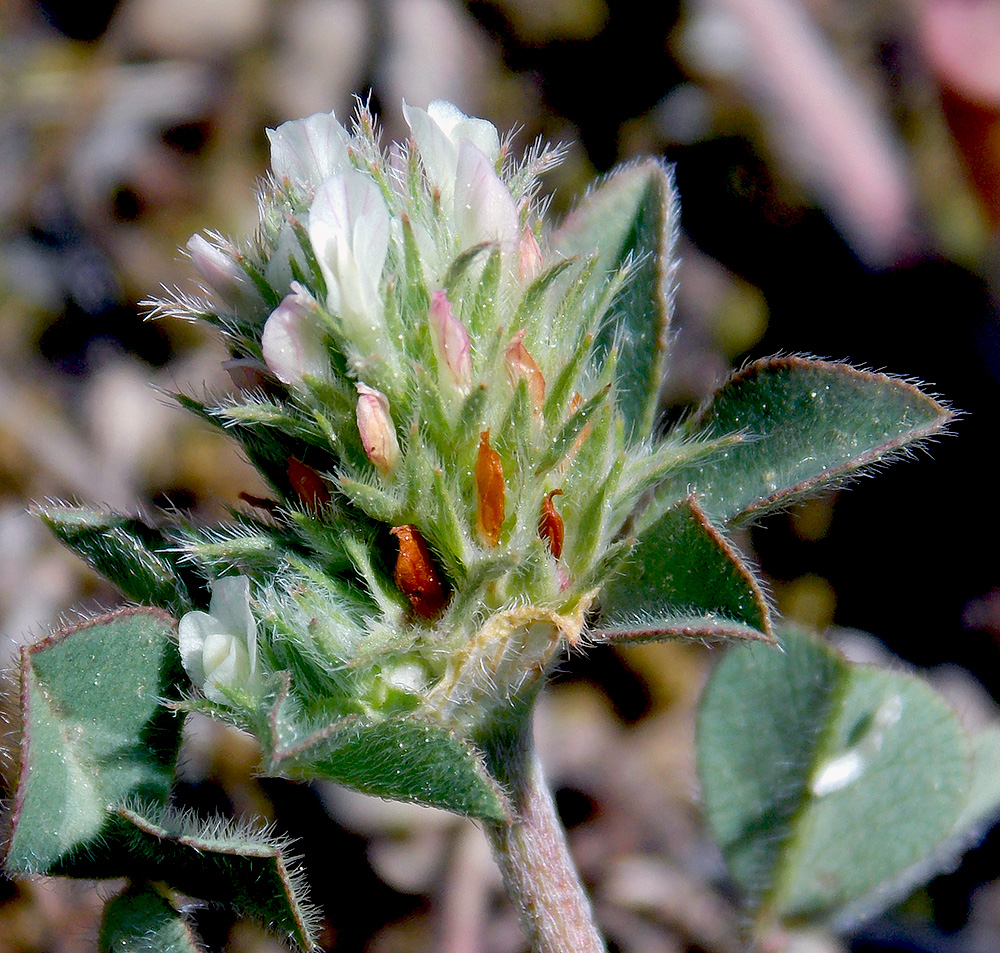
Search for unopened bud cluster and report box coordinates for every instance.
[156,99,670,727]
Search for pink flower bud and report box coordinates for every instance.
[186,233,258,310]
[261,284,329,387]
[428,290,472,393]
[504,330,546,413]
[518,226,543,282]
[356,383,400,475]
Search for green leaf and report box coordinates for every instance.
[650,357,953,527]
[698,628,975,929]
[595,496,773,644]
[553,159,678,442]
[111,803,319,951]
[100,883,202,953]
[33,502,193,616]
[953,727,1000,835]
[5,609,183,875]
[259,676,510,822]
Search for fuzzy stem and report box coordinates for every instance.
[482,712,606,953]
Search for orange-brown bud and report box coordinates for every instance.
[538,489,564,558]
[504,330,545,414]
[390,524,446,618]
[288,458,331,511]
[475,429,505,547]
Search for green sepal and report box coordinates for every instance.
[33,502,193,616]
[257,675,510,822]
[338,475,402,524]
[99,883,202,953]
[697,628,998,930]
[109,802,319,951]
[169,516,284,578]
[553,158,678,442]
[5,609,183,875]
[536,383,612,474]
[648,357,953,528]
[595,496,773,644]
[514,258,577,331]
[173,393,325,498]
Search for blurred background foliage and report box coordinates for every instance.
[2,0,1000,951]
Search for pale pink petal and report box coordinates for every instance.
[454,140,519,252]
[261,285,329,387]
[356,382,400,475]
[428,290,472,392]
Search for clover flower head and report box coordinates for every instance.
[156,96,669,732]
[178,576,260,704]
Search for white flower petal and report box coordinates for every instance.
[268,111,351,192]
[309,170,389,334]
[202,633,252,704]
[209,575,257,675]
[263,218,308,292]
[178,609,226,687]
[427,100,500,162]
[403,100,459,199]
[202,630,238,675]
[178,576,260,702]
[454,140,519,252]
[404,100,502,204]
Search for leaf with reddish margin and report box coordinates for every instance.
[111,802,319,951]
[646,356,953,528]
[255,674,510,822]
[595,496,773,645]
[5,608,182,876]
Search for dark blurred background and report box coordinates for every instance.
[2,0,1000,950]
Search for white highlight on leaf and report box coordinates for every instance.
[810,693,903,797]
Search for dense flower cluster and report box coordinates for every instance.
[154,99,680,728]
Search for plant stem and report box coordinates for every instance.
[482,712,606,953]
